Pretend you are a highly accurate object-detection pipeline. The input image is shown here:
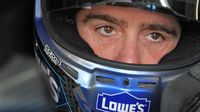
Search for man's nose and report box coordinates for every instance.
[114,39,141,64]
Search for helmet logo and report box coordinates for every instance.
[40,59,60,103]
[96,92,151,112]
[44,44,60,65]
[55,16,75,24]
[35,49,60,103]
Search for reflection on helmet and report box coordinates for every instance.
[34,0,200,112]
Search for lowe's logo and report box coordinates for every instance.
[96,92,151,112]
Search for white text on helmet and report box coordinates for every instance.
[44,44,60,65]
[101,97,145,112]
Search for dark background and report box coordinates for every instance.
[0,0,54,111]
[0,0,34,65]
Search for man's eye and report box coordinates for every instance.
[96,26,117,37]
[146,32,165,42]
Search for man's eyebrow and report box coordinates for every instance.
[83,13,128,27]
[143,24,179,37]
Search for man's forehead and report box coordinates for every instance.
[82,5,176,19]
[80,6,179,26]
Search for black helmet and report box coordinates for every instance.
[34,0,200,111]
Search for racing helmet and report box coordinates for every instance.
[34,0,200,112]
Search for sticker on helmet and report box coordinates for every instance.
[96,92,151,112]
[44,44,60,65]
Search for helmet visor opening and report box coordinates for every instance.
[41,0,200,69]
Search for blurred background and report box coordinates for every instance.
[0,0,54,111]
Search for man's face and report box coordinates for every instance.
[76,5,181,64]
